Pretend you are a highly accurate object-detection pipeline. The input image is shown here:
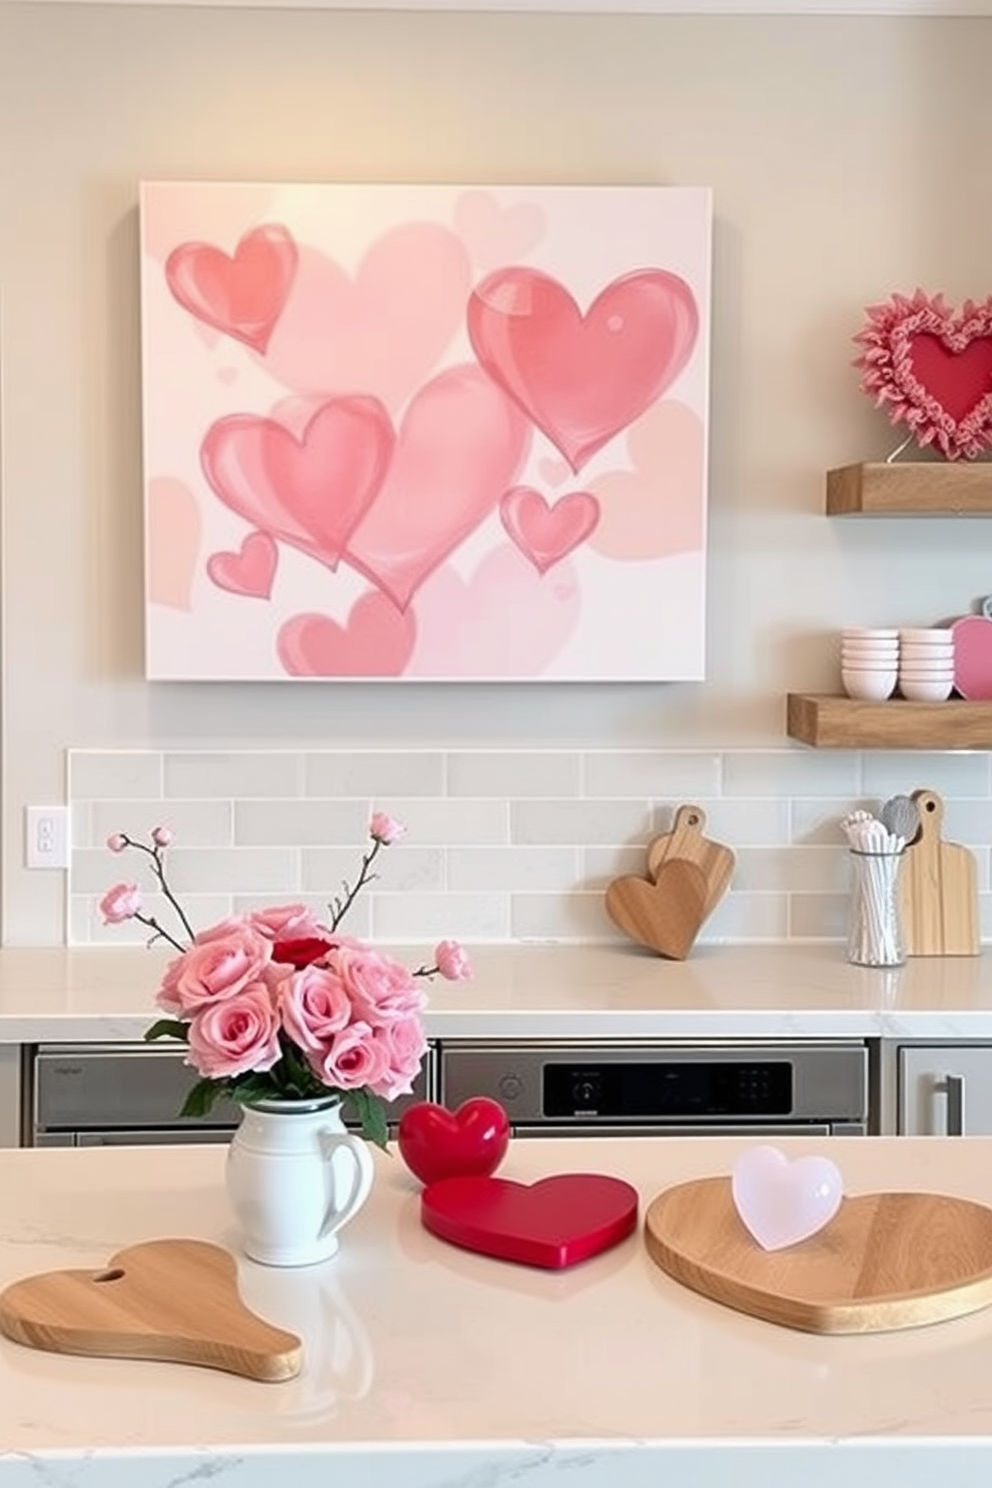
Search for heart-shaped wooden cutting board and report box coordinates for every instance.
[422,1173,638,1269]
[605,858,708,958]
[0,1239,301,1380]
[645,1176,992,1334]
[646,804,735,918]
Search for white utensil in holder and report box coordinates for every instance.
[847,848,905,968]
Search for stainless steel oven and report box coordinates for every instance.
[438,1041,868,1136]
[27,1044,433,1147]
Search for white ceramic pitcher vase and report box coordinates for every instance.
[226,1096,374,1267]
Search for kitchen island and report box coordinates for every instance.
[3,1135,992,1486]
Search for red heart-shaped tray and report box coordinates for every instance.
[421,1173,638,1269]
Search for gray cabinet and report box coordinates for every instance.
[898,1044,992,1135]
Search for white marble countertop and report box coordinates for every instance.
[2,942,992,1044]
[4,1135,992,1487]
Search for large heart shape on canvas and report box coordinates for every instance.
[165,224,298,354]
[468,267,699,473]
[398,1098,510,1186]
[200,395,395,569]
[421,1173,638,1269]
[854,290,992,460]
[731,1144,843,1252]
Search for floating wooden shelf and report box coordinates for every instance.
[826,462,992,515]
[787,694,992,750]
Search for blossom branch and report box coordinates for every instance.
[328,838,384,932]
[115,832,196,944]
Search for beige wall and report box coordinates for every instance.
[1,4,991,942]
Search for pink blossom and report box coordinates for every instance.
[334,946,426,1026]
[369,811,405,845]
[434,939,472,981]
[186,982,281,1079]
[248,903,327,943]
[151,825,173,847]
[369,1013,428,1101]
[100,882,142,924]
[106,834,127,854]
[278,964,353,1050]
[307,1021,392,1092]
[171,926,273,1013]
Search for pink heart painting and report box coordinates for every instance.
[165,224,298,355]
[468,267,699,472]
[855,289,992,460]
[200,395,394,569]
[207,531,278,599]
[499,487,600,574]
[344,365,531,611]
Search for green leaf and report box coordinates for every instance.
[350,1087,389,1150]
[144,1018,189,1044]
[179,1077,224,1119]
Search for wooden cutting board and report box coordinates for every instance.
[0,1239,301,1381]
[898,788,979,956]
[605,859,708,959]
[644,1177,992,1334]
[646,805,735,919]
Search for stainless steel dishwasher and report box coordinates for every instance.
[27,1043,433,1146]
[438,1040,868,1136]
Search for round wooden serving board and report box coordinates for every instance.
[644,1177,992,1334]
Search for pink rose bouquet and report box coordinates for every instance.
[100,811,471,1147]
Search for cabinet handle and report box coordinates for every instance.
[941,1073,966,1136]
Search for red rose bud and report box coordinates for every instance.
[271,936,333,971]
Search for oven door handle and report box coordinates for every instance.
[509,1122,839,1139]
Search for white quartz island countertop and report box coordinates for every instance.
[4,1135,992,1487]
[4,942,992,1041]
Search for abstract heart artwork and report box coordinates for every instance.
[139,182,712,680]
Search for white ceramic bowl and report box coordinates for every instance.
[842,668,898,700]
[898,677,954,702]
[842,647,900,663]
[898,663,956,678]
[899,628,953,644]
[899,642,954,660]
[842,628,899,641]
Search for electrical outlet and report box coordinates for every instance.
[25,806,70,870]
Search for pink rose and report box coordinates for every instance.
[186,982,281,1079]
[369,1013,428,1101]
[100,882,142,924]
[248,903,327,942]
[307,1021,391,1091]
[171,926,273,1013]
[334,947,426,1026]
[278,964,353,1050]
[106,834,127,854]
[151,825,173,847]
[193,916,247,945]
[156,955,186,1017]
[434,939,472,981]
[369,811,405,845]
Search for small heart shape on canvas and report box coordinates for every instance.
[499,487,600,573]
[165,224,299,354]
[421,1173,638,1269]
[855,290,992,460]
[604,859,708,959]
[731,1145,843,1252]
[206,531,277,599]
[276,592,416,678]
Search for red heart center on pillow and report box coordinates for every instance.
[421,1173,638,1269]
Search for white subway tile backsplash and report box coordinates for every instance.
[90,800,233,850]
[448,752,580,798]
[512,799,651,846]
[67,745,992,946]
[724,751,861,798]
[235,800,369,846]
[448,847,579,892]
[583,751,721,799]
[304,752,445,798]
[861,753,991,800]
[371,893,508,941]
[70,752,163,800]
[165,752,303,800]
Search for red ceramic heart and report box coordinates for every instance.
[421,1173,638,1269]
[854,290,992,461]
[398,1098,510,1186]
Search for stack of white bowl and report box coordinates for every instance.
[898,628,955,701]
[841,629,899,700]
